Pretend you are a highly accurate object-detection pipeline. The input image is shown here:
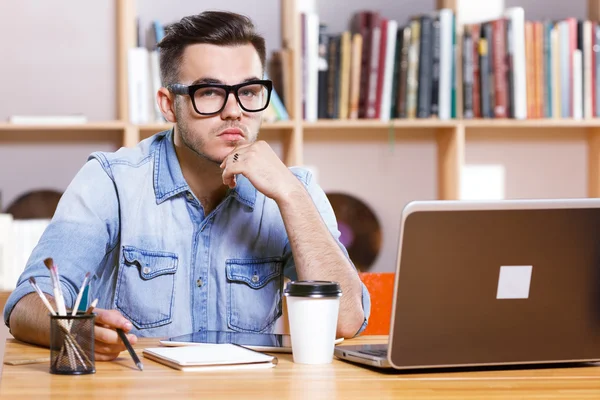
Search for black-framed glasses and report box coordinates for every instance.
[167,79,273,115]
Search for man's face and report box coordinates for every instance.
[173,43,264,164]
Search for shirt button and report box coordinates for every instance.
[143,267,151,274]
[196,278,203,287]
[251,275,259,283]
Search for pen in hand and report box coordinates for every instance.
[116,328,143,371]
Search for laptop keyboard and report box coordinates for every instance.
[359,348,388,357]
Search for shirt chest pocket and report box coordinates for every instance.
[226,257,283,333]
[115,246,178,330]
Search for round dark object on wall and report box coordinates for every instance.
[326,192,382,272]
[5,189,63,219]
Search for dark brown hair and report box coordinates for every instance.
[157,11,266,86]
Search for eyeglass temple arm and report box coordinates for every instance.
[167,84,189,94]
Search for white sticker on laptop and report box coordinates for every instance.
[496,265,533,299]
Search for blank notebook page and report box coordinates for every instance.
[143,343,275,366]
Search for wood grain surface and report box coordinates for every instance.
[1,335,600,399]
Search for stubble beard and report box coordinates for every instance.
[175,102,260,165]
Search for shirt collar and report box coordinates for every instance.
[153,129,256,209]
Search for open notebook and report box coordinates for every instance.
[143,343,278,371]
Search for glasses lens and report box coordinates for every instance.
[237,83,269,111]
[193,86,227,114]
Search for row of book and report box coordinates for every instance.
[300,9,457,121]
[301,7,600,121]
[131,8,600,123]
[127,20,289,125]
[463,14,600,119]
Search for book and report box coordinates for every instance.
[142,343,278,372]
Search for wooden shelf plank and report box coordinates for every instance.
[303,119,457,129]
[3,119,600,133]
[0,122,126,131]
[137,123,172,132]
[262,121,295,129]
[463,119,600,128]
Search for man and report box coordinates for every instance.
[3,11,370,361]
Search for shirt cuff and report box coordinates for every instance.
[353,281,371,337]
[3,276,76,327]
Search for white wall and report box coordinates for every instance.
[0,0,593,273]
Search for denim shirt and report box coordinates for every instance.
[4,130,371,338]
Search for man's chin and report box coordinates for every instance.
[220,137,246,146]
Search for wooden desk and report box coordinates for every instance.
[2,335,600,399]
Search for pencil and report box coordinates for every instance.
[84,298,98,315]
[116,328,143,371]
[71,272,90,316]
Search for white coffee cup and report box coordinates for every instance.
[283,280,342,364]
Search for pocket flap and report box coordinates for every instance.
[226,257,282,289]
[122,246,178,280]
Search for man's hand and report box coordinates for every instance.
[219,140,303,202]
[93,308,137,361]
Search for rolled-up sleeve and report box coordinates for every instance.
[3,158,120,326]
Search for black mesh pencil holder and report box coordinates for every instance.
[49,313,96,375]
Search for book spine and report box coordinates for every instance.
[506,19,515,118]
[380,21,398,121]
[351,12,371,118]
[397,26,412,118]
[504,7,527,119]
[573,49,583,119]
[406,19,420,118]
[551,24,560,118]
[483,22,495,118]
[559,21,571,118]
[390,29,403,119]
[462,29,474,118]
[317,24,329,119]
[525,21,536,118]
[430,16,441,117]
[479,38,491,118]
[584,20,593,119]
[374,19,389,119]
[534,21,544,119]
[492,19,508,118]
[471,24,481,118]
[366,14,382,118]
[544,21,553,118]
[338,31,352,119]
[326,35,339,119]
[417,16,433,118]
[438,9,453,120]
[349,34,363,119]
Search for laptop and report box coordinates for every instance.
[335,198,600,370]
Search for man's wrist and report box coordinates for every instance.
[274,180,309,208]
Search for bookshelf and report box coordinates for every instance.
[287,0,600,199]
[2,0,600,201]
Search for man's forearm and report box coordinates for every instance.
[8,292,55,347]
[276,185,365,338]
